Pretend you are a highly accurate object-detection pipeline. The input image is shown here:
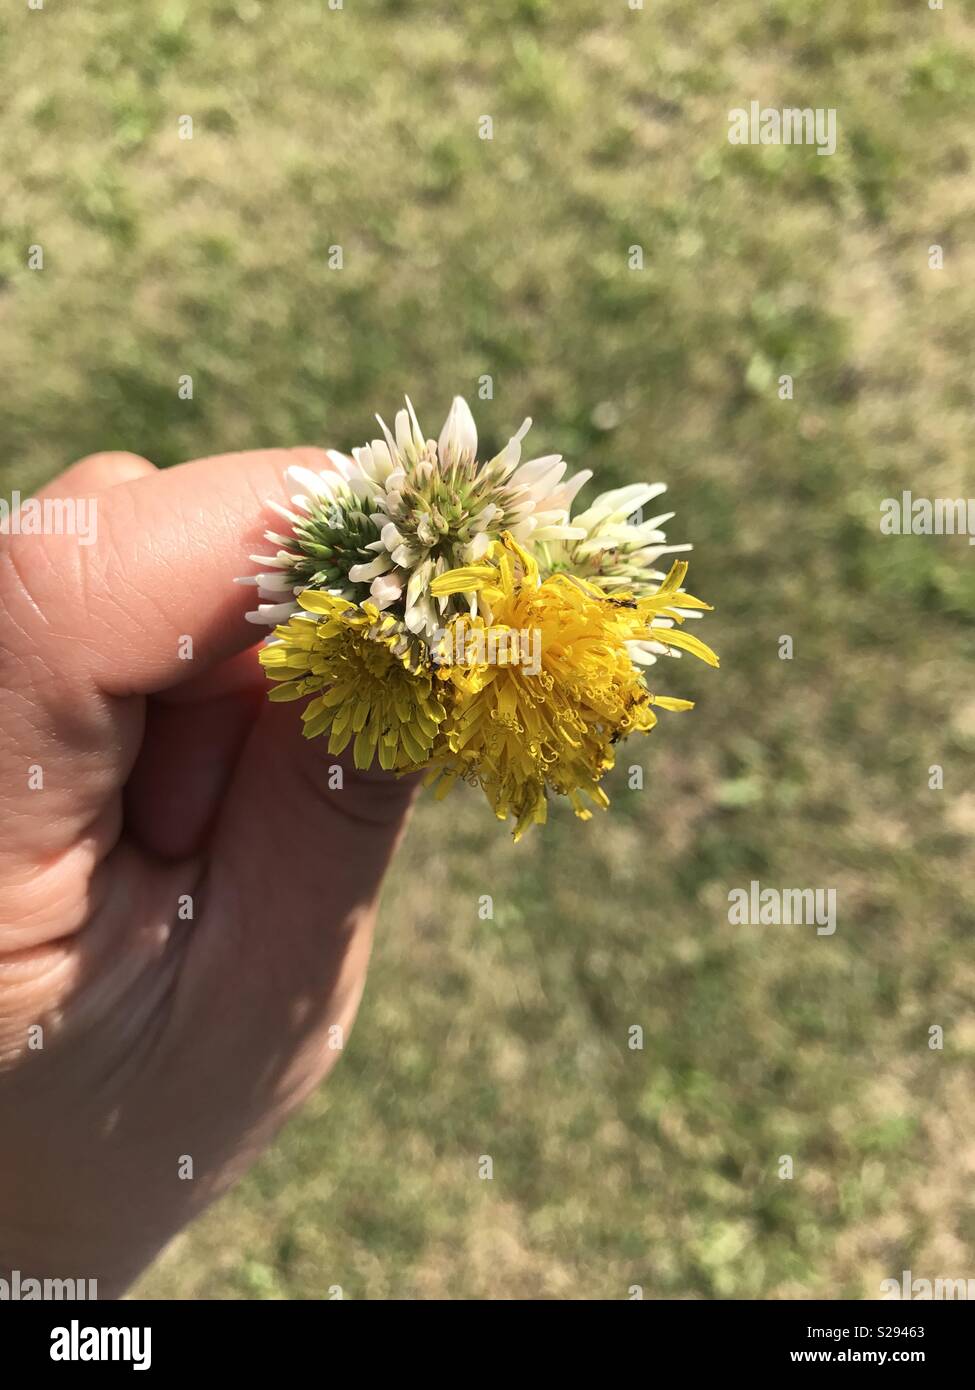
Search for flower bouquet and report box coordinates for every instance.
[242,397,717,838]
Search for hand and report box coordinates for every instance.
[0,449,417,1296]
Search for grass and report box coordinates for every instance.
[2,0,974,1298]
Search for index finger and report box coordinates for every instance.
[0,447,330,888]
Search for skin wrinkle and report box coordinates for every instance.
[85,913,194,1100]
[0,543,53,632]
[82,578,175,691]
[0,686,140,867]
[0,802,125,942]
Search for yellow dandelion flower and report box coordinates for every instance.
[259,591,447,771]
[426,533,718,838]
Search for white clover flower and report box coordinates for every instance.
[535,481,701,666]
[241,396,591,640]
[237,450,385,626]
[355,395,591,636]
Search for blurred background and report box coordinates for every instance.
[3,0,974,1298]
